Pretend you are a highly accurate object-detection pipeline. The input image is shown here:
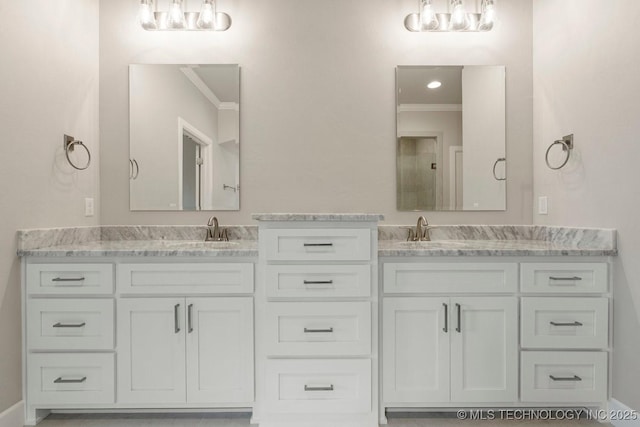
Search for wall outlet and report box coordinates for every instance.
[538,196,548,215]
[85,198,95,217]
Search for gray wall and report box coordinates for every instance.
[99,0,533,225]
[532,0,640,410]
[0,0,100,412]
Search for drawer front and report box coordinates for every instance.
[266,265,371,298]
[265,359,371,413]
[27,264,113,295]
[521,298,609,349]
[27,299,114,350]
[384,263,518,294]
[27,353,115,405]
[118,263,253,294]
[521,263,608,294]
[266,302,371,356]
[521,351,607,403]
[263,229,371,262]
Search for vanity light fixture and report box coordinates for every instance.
[405,0,497,32]
[427,81,442,89]
[139,0,232,31]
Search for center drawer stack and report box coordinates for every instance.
[259,222,378,426]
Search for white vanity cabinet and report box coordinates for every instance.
[22,258,255,425]
[520,262,610,404]
[117,296,253,405]
[381,258,612,417]
[382,263,518,406]
[254,216,381,427]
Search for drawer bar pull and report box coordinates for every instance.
[174,304,181,334]
[188,304,194,333]
[303,280,334,285]
[549,276,583,281]
[443,303,448,333]
[304,327,334,333]
[52,277,85,282]
[304,385,334,392]
[303,243,334,247]
[550,321,583,327]
[455,303,462,333]
[54,376,87,384]
[53,322,86,328]
[549,375,582,382]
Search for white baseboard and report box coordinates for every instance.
[609,399,640,427]
[0,401,24,427]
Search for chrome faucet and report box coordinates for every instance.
[406,216,432,242]
[206,216,229,242]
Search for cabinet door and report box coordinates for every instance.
[117,298,186,404]
[383,297,450,403]
[450,297,517,403]
[186,297,253,403]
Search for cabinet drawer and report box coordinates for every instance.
[27,299,114,350]
[265,359,371,413]
[27,353,115,405]
[384,263,518,294]
[27,264,113,295]
[266,265,371,298]
[521,298,609,349]
[266,302,371,356]
[521,351,607,403]
[521,263,608,293]
[118,263,253,294]
[263,229,371,262]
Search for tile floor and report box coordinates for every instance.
[35,413,611,427]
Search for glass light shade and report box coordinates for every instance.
[478,0,496,31]
[139,0,157,30]
[197,0,216,30]
[166,0,186,29]
[449,0,469,31]
[420,0,439,31]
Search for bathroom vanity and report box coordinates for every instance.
[18,219,616,426]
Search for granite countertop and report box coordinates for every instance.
[19,239,259,258]
[17,224,617,258]
[378,239,616,257]
[252,213,385,222]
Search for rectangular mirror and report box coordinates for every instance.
[396,65,506,211]
[129,64,240,211]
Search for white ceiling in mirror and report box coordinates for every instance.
[397,66,462,105]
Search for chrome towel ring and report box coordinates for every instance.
[492,157,506,181]
[545,134,574,170]
[64,134,91,171]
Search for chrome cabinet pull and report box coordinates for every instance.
[303,280,334,285]
[53,322,86,328]
[303,243,333,247]
[54,376,87,384]
[52,277,85,282]
[304,327,334,333]
[549,375,582,382]
[174,304,180,334]
[304,385,334,391]
[188,304,194,333]
[550,321,583,327]
[549,276,582,281]
[443,303,448,333]
[455,303,461,333]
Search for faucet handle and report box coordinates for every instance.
[402,227,416,242]
[220,228,229,242]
